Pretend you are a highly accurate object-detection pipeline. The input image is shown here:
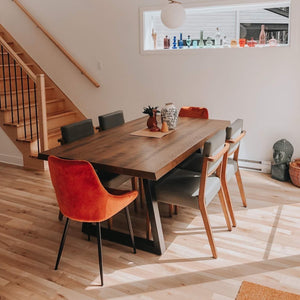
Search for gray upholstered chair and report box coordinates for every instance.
[178,119,247,227]
[224,119,247,208]
[155,130,231,258]
[97,110,125,131]
[58,119,94,144]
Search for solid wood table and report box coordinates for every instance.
[39,116,230,255]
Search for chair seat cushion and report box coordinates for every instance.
[156,168,220,209]
[226,158,238,181]
[96,169,131,189]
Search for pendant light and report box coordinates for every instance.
[161,0,186,29]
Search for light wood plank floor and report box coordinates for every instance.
[0,162,300,299]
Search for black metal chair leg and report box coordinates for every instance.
[55,218,70,270]
[96,222,104,286]
[125,206,136,254]
[58,210,63,221]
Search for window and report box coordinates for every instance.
[141,1,290,52]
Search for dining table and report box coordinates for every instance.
[38,116,230,255]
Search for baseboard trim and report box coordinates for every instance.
[0,154,23,166]
[239,159,271,173]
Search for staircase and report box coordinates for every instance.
[0,24,86,169]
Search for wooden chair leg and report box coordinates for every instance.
[198,201,217,259]
[218,189,232,231]
[235,169,247,207]
[96,222,104,286]
[124,206,136,253]
[221,179,236,227]
[131,177,138,212]
[55,218,70,270]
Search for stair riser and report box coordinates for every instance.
[15,113,77,139]
[0,65,32,77]
[0,78,35,90]
[2,100,65,123]
[47,113,77,131]
[0,90,37,108]
[0,88,54,107]
[48,134,61,149]
[3,106,36,124]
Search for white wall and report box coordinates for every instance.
[0,0,299,165]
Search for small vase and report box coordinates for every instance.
[147,109,158,129]
[161,103,178,130]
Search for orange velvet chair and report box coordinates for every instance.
[179,106,209,119]
[48,156,138,286]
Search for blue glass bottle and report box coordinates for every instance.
[172,36,177,49]
[186,35,192,48]
[178,33,184,49]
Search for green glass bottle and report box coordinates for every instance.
[199,30,205,48]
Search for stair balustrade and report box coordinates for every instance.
[0,36,48,154]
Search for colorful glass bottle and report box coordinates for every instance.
[178,33,184,49]
[199,30,205,48]
[206,37,213,47]
[247,37,257,48]
[172,36,177,49]
[259,25,266,45]
[268,35,277,47]
[223,36,230,47]
[164,35,170,49]
[215,27,221,46]
[230,39,238,48]
[186,35,192,48]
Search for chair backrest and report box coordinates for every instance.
[178,106,209,119]
[226,119,244,156]
[202,129,227,176]
[48,156,110,222]
[60,119,94,145]
[98,110,125,131]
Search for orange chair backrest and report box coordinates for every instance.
[179,107,209,119]
[48,156,110,222]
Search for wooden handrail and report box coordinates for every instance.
[13,0,100,88]
[0,35,36,81]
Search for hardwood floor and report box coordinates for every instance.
[0,163,300,299]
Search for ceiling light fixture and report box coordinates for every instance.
[161,0,186,29]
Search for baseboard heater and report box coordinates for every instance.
[238,159,271,173]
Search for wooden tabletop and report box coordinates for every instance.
[39,117,230,180]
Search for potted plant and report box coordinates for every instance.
[143,105,160,130]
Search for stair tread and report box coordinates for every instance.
[17,127,62,143]
[1,51,23,55]
[0,75,27,81]
[4,110,76,127]
[0,63,33,67]
[0,86,54,96]
[0,98,65,111]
